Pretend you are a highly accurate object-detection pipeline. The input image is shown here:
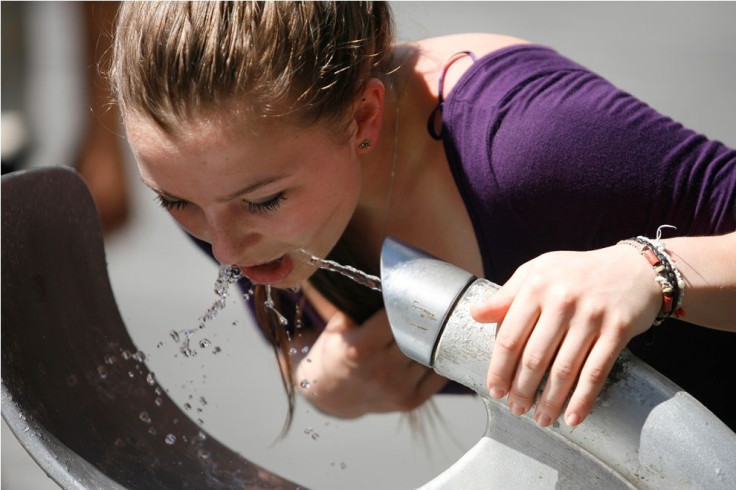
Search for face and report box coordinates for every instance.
[126,112,363,289]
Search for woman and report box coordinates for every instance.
[110,2,736,431]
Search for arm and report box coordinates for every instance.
[471,231,736,429]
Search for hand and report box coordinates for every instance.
[294,308,448,418]
[470,244,661,428]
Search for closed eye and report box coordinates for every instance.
[242,192,286,214]
[155,194,189,211]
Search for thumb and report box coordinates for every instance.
[470,291,512,323]
[470,265,528,323]
[324,310,358,334]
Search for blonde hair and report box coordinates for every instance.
[111,1,396,434]
[110,1,395,133]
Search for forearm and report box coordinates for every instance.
[662,231,736,331]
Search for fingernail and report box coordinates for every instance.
[565,412,581,427]
[489,387,505,399]
[509,403,526,416]
[535,413,551,427]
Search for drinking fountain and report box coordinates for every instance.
[1,167,299,489]
[381,237,736,489]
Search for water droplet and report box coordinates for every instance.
[199,339,211,349]
[304,427,313,435]
[148,427,157,436]
[197,431,207,441]
[164,434,176,445]
[212,346,222,354]
[264,285,289,326]
[169,330,180,342]
[199,396,208,406]
[128,371,135,378]
[197,418,204,425]
[154,387,163,396]
[97,365,108,380]
[156,341,164,349]
[133,351,146,362]
[121,350,132,360]
[300,379,310,389]
[146,373,156,386]
[301,346,310,354]
[184,403,192,411]
[289,347,298,356]
[154,397,163,407]
[139,411,151,424]
[340,462,347,470]
[114,438,124,448]
[104,355,116,365]
[180,347,196,358]
[311,432,320,441]
[198,449,212,460]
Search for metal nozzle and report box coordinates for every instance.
[380,237,476,366]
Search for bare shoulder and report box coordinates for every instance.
[405,33,530,98]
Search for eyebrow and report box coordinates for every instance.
[140,175,284,203]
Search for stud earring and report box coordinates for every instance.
[358,139,371,150]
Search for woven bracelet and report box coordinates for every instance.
[619,228,686,326]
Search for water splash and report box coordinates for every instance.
[200,265,243,322]
[173,265,242,357]
[296,249,382,291]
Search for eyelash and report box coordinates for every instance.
[155,195,187,211]
[242,192,286,214]
[155,193,286,214]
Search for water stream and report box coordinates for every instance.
[297,249,382,292]
[170,250,380,356]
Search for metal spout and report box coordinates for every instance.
[380,237,475,367]
[379,236,736,490]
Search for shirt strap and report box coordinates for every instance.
[427,51,478,140]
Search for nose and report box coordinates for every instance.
[206,212,260,266]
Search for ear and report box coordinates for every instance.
[353,78,386,154]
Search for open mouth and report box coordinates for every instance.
[238,255,294,285]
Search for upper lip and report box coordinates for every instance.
[238,255,284,268]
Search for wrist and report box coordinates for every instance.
[618,231,686,325]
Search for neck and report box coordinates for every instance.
[348,46,431,266]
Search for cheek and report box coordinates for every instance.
[166,209,210,242]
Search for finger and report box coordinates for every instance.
[533,324,596,427]
[486,294,540,400]
[342,308,394,353]
[506,307,569,416]
[564,334,624,427]
[470,292,513,323]
[323,310,357,334]
[471,266,529,323]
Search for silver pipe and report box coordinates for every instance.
[381,236,736,489]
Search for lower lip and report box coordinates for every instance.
[239,255,294,285]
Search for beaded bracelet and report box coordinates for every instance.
[619,226,686,326]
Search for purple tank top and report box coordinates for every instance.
[434,44,736,427]
[437,44,735,283]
